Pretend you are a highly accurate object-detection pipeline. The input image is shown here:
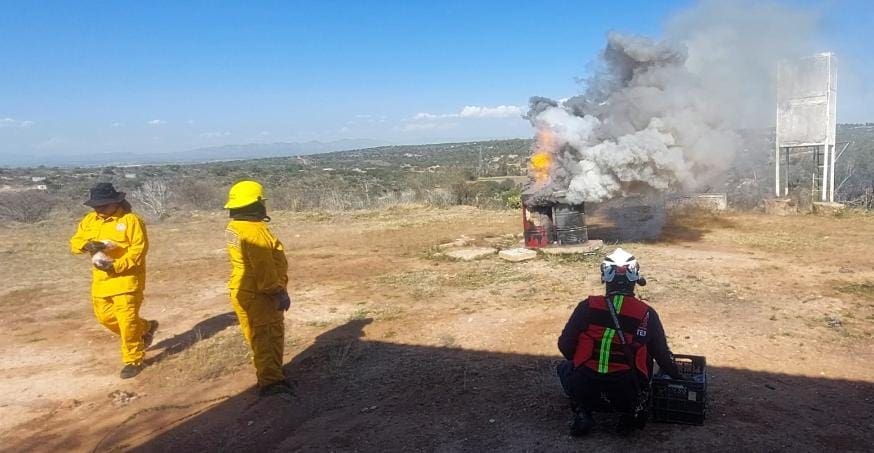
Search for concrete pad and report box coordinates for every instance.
[764,198,797,216]
[812,202,845,215]
[498,248,537,262]
[539,240,604,255]
[445,247,496,261]
[437,236,473,249]
[667,193,727,211]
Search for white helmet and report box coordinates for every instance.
[600,248,642,283]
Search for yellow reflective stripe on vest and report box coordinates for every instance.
[597,295,625,374]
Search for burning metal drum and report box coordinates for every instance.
[522,195,587,248]
[553,204,587,244]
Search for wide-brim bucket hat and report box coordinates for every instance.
[84,182,126,207]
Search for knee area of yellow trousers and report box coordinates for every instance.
[249,323,284,370]
[94,311,115,326]
[250,322,284,348]
[249,319,282,336]
[251,325,285,387]
[92,302,116,325]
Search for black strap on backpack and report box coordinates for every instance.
[604,294,643,398]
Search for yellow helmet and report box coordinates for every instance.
[224,180,265,209]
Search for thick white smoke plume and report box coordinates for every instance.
[525,0,816,204]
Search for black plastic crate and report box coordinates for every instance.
[651,354,707,425]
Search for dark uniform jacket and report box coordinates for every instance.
[558,294,680,380]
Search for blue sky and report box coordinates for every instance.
[0,0,871,161]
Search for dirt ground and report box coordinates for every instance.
[1,205,872,452]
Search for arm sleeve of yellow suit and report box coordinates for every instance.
[241,233,284,294]
[112,215,149,274]
[69,215,92,254]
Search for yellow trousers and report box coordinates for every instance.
[230,289,285,387]
[92,292,149,365]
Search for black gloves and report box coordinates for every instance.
[83,241,107,255]
[273,289,292,311]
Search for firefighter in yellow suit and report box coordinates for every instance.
[70,183,158,379]
[224,180,293,396]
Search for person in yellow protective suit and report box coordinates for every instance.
[224,180,293,396]
[69,182,158,379]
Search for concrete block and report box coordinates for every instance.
[498,248,538,262]
[445,247,496,261]
[812,202,845,215]
[437,236,473,249]
[667,193,727,211]
[764,198,797,216]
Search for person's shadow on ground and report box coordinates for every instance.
[145,312,237,365]
[107,317,874,452]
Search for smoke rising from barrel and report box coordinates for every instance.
[525,0,817,204]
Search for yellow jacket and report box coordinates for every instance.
[226,220,288,294]
[70,210,149,297]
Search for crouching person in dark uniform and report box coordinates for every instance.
[557,248,682,436]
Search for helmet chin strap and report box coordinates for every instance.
[605,277,637,296]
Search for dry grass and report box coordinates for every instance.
[729,230,818,251]
[0,287,46,306]
[347,307,371,321]
[539,251,601,266]
[372,305,405,321]
[419,245,453,261]
[376,263,527,298]
[830,279,874,338]
[666,205,737,223]
[834,280,874,300]
[437,334,457,347]
[445,265,526,289]
[148,329,250,387]
[327,340,357,372]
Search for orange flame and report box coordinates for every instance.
[530,152,552,183]
[529,129,556,184]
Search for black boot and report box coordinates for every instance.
[258,380,295,397]
[617,412,646,436]
[120,364,143,379]
[143,320,159,349]
[570,410,594,437]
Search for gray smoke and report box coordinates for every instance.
[526,0,817,204]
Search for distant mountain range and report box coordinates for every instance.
[0,138,392,167]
